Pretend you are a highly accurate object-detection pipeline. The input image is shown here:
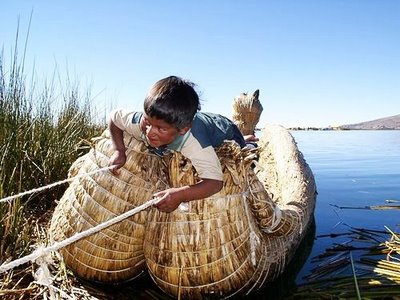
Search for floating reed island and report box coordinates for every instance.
[49,90,317,299]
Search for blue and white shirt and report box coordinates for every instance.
[110,109,245,181]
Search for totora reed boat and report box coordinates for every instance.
[49,90,317,299]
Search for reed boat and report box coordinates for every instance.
[50,91,317,299]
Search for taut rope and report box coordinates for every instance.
[0,166,114,203]
[0,196,161,273]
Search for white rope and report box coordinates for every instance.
[0,197,161,274]
[241,192,260,267]
[33,246,56,299]
[0,166,114,203]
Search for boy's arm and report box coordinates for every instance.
[108,119,127,174]
[153,179,223,213]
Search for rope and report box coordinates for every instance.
[0,165,114,203]
[0,196,161,274]
[241,192,260,267]
[33,246,56,299]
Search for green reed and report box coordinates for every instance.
[0,44,104,263]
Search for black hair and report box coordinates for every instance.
[143,76,201,129]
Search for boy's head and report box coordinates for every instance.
[144,76,200,129]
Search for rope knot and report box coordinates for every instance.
[32,245,53,266]
[32,245,55,298]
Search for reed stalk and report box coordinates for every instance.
[0,31,104,266]
[290,227,400,298]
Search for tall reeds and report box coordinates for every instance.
[0,38,104,263]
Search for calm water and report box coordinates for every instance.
[291,130,400,282]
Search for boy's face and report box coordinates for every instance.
[140,114,189,148]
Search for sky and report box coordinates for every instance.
[1,1,399,128]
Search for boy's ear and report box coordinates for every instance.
[178,125,191,135]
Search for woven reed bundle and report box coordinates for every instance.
[144,142,268,298]
[49,131,168,283]
[232,89,263,135]
[254,124,317,251]
[143,131,316,299]
[49,124,316,298]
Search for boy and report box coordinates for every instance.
[109,76,258,213]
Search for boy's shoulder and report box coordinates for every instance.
[131,111,143,124]
[192,112,231,129]
[110,109,143,138]
[111,109,142,124]
[190,112,236,148]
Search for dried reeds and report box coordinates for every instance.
[0,36,102,269]
[232,90,263,135]
[143,125,316,298]
[49,131,168,283]
[290,226,400,299]
[49,123,317,298]
[144,142,266,298]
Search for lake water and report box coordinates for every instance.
[291,130,400,282]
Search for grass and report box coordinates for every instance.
[0,34,104,269]
[0,28,170,299]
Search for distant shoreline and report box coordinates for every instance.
[287,127,400,131]
[283,114,400,131]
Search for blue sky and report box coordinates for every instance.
[1,1,399,127]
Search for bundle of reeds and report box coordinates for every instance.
[144,126,316,299]
[289,227,400,299]
[232,89,263,135]
[254,124,317,238]
[49,123,316,298]
[144,142,268,298]
[49,131,168,282]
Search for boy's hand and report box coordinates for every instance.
[243,134,259,142]
[152,179,222,213]
[153,188,184,213]
[109,149,126,175]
